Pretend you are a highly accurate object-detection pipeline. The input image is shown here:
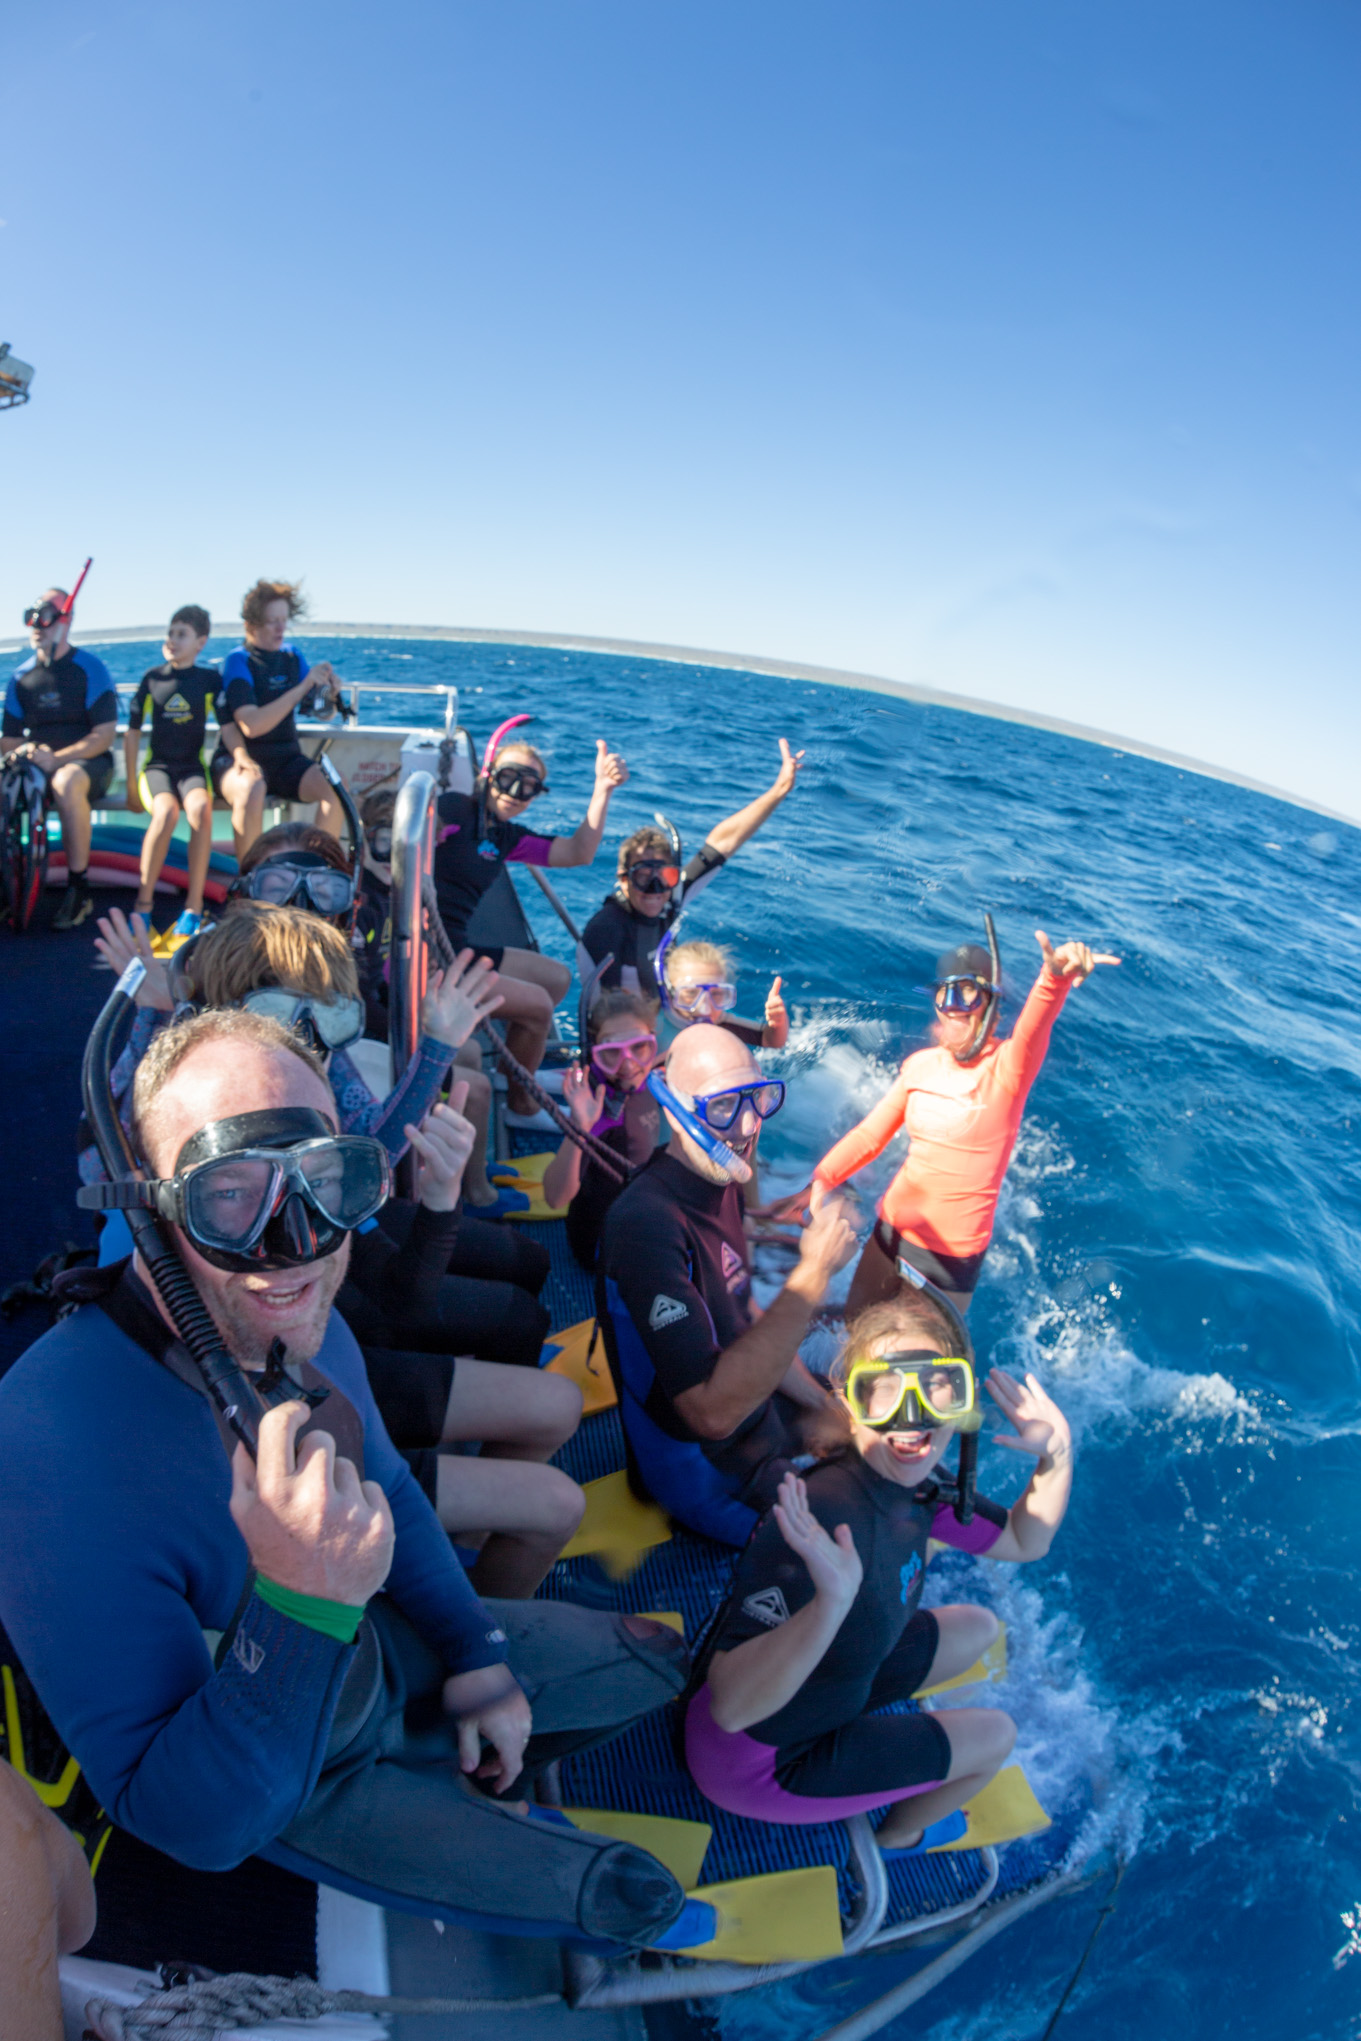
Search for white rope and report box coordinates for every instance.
[84,1972,561,2039]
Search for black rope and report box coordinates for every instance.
[419,877,632,1185]
[1038,1858,1126,2040]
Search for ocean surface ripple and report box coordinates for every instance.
[95,634,1361,2040]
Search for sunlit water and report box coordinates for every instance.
[95,634,1361,2039]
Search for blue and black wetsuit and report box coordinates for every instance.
[210,642,317,801]
[0,1271,689,1941]
[128,663,225,803]
[597,1150,801,1545]
[3,648,118,801]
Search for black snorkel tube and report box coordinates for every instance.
[577,952,613,1065]
[315,751,366,937]
[79,960,265,1456]
[953,911,1002,1068]
[894,1259,980,1524]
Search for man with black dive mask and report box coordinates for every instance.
[598,1024,858,1545]
[3,579,118,930]
[579,737,804,1002]
[0,1010,692,1946]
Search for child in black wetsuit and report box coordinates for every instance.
[542,989,663,1269]
[123,604,222,942]
[685,1291,1073,1851]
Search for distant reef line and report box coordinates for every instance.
[4,619,1353,831]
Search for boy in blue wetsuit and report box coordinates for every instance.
[209,578,346,856]
[2,579,118,929]
[124,604,223,941]
[0,1008,690,1942]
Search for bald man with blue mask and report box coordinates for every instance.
[599,1024,858,1545]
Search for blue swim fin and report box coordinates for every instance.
[879,1809,968,1857]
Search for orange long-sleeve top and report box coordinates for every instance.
[814,967,1073,1258]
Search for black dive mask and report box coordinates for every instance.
[80,1107,391,1272]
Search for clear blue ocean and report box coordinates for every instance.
[97,633,1361,2039]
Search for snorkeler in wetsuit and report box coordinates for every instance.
[542,988,664,1270]
[579,738,804,1002]
[685,1290,1072,1848]
[433,727,627,1119]
[655,932,789,1051]
[209,577,347,852]
[769,925,1119,1315]
[2,573,117,930]
[124,604,223,940]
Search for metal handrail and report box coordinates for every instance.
[390,771,434,1193]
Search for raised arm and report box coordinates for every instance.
[673,1187,856,1441]
[707,1472,861,1731]
[997,931,1120,1096]
[542,1066,605,1210]
[813,1062,912,1192]
[547,740,629,868]
[702,739,804,860]
[976,1369,1073,1563]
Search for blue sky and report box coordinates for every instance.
[3,0,1357,817]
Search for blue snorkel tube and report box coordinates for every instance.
[653,923,680,1020]
[646,1070,753,1186]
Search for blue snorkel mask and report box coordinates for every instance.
[919,912,1002,1066]
[646,1069,785,1185]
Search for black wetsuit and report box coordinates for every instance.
[128,663,224,801]
[685,1454,1007,1812]
[431,789,554,962]
[353,868,392,1040]
[580,845,726,1001]
[598,1151,802,1543]
[3,649,118,802]
[211,643,317,801]
[566,1084,663,1272]
[341,1199,551,1376]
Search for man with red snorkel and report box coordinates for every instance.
[2,561,115,930]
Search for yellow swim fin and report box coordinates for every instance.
[543,1318,617,1414]
[562,1808,711,1891]
[558,1470,672,1578]
[933,1764,1051,1851]
[638,1610,684,1634]
[918,1624,1008,1697]
[675,1865,844,1966]
[489,1153,569,1221]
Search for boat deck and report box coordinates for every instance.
[2,841,1085,2040]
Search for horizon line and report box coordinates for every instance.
[5,618,1354,831]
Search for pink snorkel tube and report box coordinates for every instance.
[481,713,533,774]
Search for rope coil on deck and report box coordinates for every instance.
[84,1972,561,2039]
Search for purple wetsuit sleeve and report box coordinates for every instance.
[329,1036,453,1162]
[506,831,554,868]
[929,1502,1005,1556]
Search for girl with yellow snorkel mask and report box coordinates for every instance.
[684,1281,1071,1853]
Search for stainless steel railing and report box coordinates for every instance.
[389,772,435,1195]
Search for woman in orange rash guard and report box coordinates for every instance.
[788,928,1119,1317]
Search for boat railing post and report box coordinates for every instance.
[390,770,435,1196]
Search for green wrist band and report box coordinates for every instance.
[255,1575,366,1644]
